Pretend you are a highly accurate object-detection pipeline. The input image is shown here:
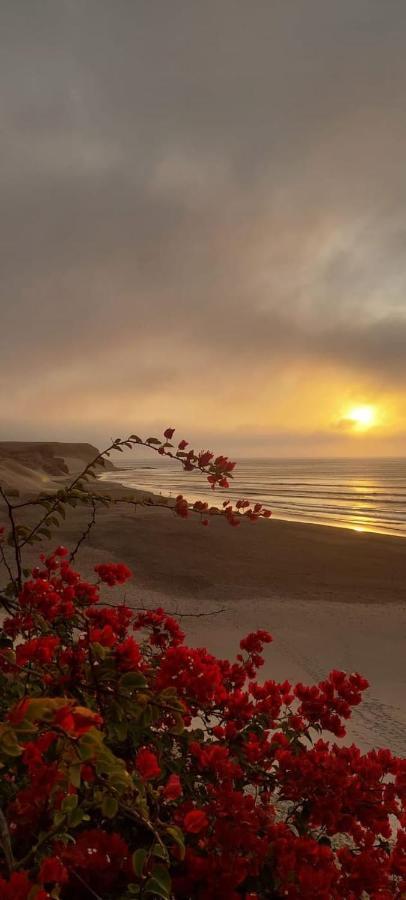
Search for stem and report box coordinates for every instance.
[71,870,104,900]
[0,487,22,591]
[86,622,104,714]
[18,441,118,551]
[0,541,18,595]
[69,497,97,562]
[0,807,15,873]
[14,817,67,870]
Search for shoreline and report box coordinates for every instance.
[52,475,406,607]
[99,468,406,540]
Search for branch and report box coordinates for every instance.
[171,606,227,619]
[69,497,97,562]
[71,871,104,900]
[0,487,22,591]
[0,806,15,873]
[0,541,17,594]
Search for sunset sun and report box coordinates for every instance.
[346,404,377,430]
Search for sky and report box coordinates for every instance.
[1,0,406,457]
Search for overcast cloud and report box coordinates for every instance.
[1,1,406,452]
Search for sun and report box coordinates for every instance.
[346,404,376,430]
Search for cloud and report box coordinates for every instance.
[1,1,406,448]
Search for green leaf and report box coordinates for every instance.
[120,671,147,690]
[78,730,102,759]
[53,811,66,828]
[0,729,22,757]
[132,848,147,878]
[145,866,171,899]
[140,705,153,727]
[62,794,78,813]
[152,864,171,888]
[102,795,118,819]
[146,437,162,445]
[69,765,81,789]
[91,641,108,660]
[113,721,128,742]
[165,825,185,860]
[69,807,85,828]
[152,843,170,862]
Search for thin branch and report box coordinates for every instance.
[0,541,17,594]
[170,606,227,619]
[71,870,104,900]
[0,591,18,615]
[0,487,22,591]
[0,807,15,873]
[69,497,97,562]
[17,439,119,550]
[92,598,227,620]
[14,816,67,870]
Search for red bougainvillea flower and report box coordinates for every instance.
[136,747,161,780]
[53,704,103,736]
[163,773,182,801]
[89,624,116,647]
[57,829,130,892]
[39,856,69,885]
[164,427,175,439]
[198,450,214,467]
[115,636,141,670]
[184,809,209,834]
[0,531,404,899]
[94,563,132,586]
[16,636,60,667]
[7,697,31,726]
[175,495,189,519]
[0,872,46,900]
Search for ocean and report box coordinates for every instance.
[101,457,406,537]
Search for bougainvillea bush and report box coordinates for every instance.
[0,431,405,898]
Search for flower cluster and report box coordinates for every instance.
[0,550,404,899]
[116,428,272,526]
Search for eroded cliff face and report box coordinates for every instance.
[0,441,114,492]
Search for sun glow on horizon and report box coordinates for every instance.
[346,404,377,431]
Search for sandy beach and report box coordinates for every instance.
[0,434,404,758]
[2,457,404,757]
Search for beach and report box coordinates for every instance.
[78,494,406,754]
[0,434,405,757]
[2,463,404,757]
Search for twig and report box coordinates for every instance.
[14,816,67,870]
[0,487,22,590]
[0,541,17,594]
[171,606,227,619]
[0,807,15,873]
[94,599,227,620]
[71,870,104,900]
[69,497,97,562]
[0,591,17,615]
